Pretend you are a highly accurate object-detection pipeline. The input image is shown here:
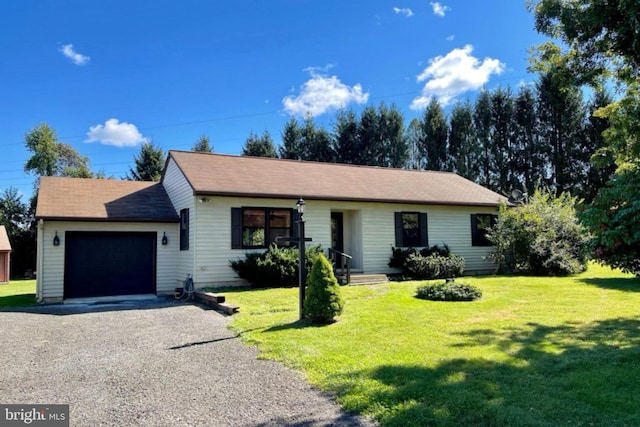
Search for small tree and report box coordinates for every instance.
[192,135,213,153]
[303,254,344,324]
[487,188,587,276]
[127,141,165,181]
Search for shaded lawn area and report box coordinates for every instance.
[0,280,36,308]
[223,264,640,427]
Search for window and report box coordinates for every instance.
[180,208,189,250]
[231,207,295,249]
[394,212,428,247]
[471,213,497,246]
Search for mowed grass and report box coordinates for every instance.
[0,280,36,308]
[223,264,640,427]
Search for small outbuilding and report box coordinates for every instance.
[0,225,11,283]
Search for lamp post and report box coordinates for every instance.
[296,198,306,320]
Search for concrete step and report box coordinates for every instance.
[342,273,388,285]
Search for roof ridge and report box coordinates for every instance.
[168,150,458,175]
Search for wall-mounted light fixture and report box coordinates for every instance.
[162,232,168,245]
[199,197,210,203]
[53,231,60,246]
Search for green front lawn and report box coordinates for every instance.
[224,264,640,426]
[0,280,36,308]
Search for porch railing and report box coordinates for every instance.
[327,248,352,285]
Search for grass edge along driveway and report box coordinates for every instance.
[224,264,640,427]
[0,279,36,308]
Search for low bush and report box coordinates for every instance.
[389,244,465,279]
[388,244,451,270]
[406,253,465,279]
[416,280,482,301]
[230,244,323,287]
[303,254,344,324]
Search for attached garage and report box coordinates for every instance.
[35,178,180,303]
[64,232,157,298]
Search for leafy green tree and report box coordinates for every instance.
[535,71,586,194]
[0,187,35,278]
[127,141,166,181]
[512,85,541,193]
[24,123,59,177]
[448,101,480,181]
[490,87,516,193]
[357,105,383,165]
[299,116,333,162]
[24,123,93,182]
[332,109,359,164]
[474,90,493,188]
[303,253,344,324]
[487,188,587,276]
[278,117,303,160]
[192,135,213,153]
[582,165,640,276]
[378,103,408,168]
[0,188,27,240]
[242,131,277,158]
[420,98,448,171]
[581,89,616,202]
[530,0,640,275]
[405,118,424,170]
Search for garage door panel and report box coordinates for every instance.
[65,232,156,298]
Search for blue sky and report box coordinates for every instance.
[1,1,546,199]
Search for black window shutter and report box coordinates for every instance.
[394,212,403,247]
[231,208,243,249]
[470,214,479,246]
[419,213,428,247]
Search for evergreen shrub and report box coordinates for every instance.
[303,253,344,324]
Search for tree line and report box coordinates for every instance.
[240,74,614,202]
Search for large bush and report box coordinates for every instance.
[389,244,464,279]
[487,189,588,276]
[230,244,323,287]
[303,254,344,324]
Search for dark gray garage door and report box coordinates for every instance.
[64,231,156,299]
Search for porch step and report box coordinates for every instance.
[343,274,389,285]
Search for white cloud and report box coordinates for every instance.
[282,68,369,117]
[393,7,414,17]
[446,34,455,41]
[430,2,450,17]
[411,45,505,109]
[59,44,90,66]
[85,119,149,147]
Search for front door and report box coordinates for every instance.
[331,212,344,268]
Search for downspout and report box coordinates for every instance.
[36,219,44,303]
[192,195,198,286]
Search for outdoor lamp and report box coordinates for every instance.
[53,231,60,246]
[162,232,168,246]
[296,197,305,216]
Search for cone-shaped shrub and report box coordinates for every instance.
[303,254,344,324]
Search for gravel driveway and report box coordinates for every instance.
[0,299,375,426]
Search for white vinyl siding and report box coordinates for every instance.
[38,221,178,300]
[192,197,498,286]
[161,158,195,283]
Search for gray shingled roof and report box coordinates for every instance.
[166,151,507,207]
[36,177,179,222]
[0,226,11,251]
